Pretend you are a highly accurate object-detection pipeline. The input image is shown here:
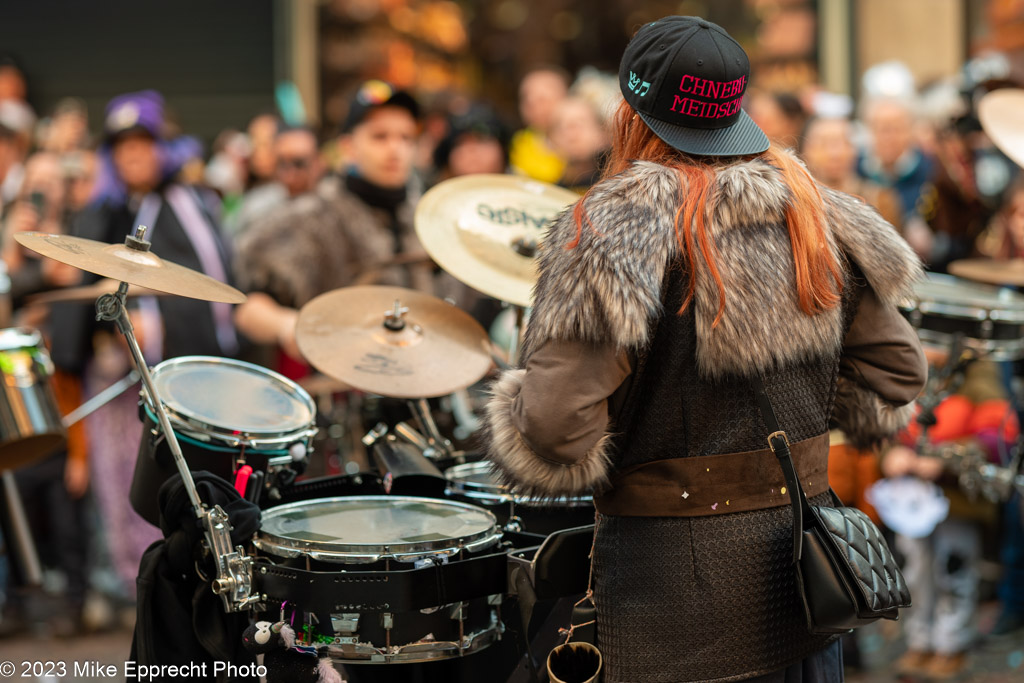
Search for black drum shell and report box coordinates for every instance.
[253,549,500,664]
[130,409,281,525]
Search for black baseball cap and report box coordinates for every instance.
[341,80,420,133]
[619,16,768,156]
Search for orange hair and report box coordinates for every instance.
[572,100,842,326]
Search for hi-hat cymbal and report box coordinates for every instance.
[415,174,579,307]
[948,258,1024,287]
[14,232,245,304]
[296,285,492,399]
[979,89,1024,170]
[26,278,169,305]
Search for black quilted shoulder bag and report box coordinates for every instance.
[752,376,912,634]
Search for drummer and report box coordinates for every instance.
[233,81,433,376]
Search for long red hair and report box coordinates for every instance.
[572,100,842,326]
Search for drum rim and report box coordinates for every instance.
[904,272,1024,322]
[444,460,506,496]
[444,460,593,507]
[147,355,316,441]
[255,495,502,562]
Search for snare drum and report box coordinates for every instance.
[130,356,317,524]
[900,273,1024,361]
[254,495,504,664]
[0,328,65,470]
[445,461,594,535]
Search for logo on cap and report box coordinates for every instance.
[628,71,652,97]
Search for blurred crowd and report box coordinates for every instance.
[0,45,1023,678]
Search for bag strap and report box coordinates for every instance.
[751,375,810,564]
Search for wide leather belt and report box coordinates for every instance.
[594,432,831,517]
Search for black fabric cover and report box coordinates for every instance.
[129,471,261,682]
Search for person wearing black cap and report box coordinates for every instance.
[483,16,927,681]
[233,80,431,369]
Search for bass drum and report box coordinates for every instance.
[445,461,594,535]
[131,356,317,524]
[0,328,65,470]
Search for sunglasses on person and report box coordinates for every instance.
[276,156,313,171]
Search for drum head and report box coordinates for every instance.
[256,495,501,563]
[150,356,314,437]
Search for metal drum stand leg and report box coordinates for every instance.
[94,258,257,612]
[0,470,42,587]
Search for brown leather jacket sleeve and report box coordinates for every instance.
[840,285,927,403]
[833,283,927,448]
[511,339,631,466]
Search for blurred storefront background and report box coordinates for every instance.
[1,0,1022,143]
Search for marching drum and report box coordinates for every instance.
[131,356,317,524]
[900,272,1024,361]
[445,461,594,535]
[253,495,506,665]
[0,328,65,469]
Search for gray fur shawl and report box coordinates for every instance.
[525,155,922,375]
[484,152,923,497]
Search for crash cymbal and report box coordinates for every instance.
[13,232,245,304]
[949,258,1024,287]
[296,285,492,399]
[26,278,169,305]
[415,174,579,307]
[979,89,1024,170]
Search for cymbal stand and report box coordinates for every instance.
[508,304,526,367]
[94,229,257,612]
[0,471,43,587]
[407,398,455,459]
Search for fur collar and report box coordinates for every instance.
[524,152,922,376]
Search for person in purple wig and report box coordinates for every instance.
[48,90,240,599]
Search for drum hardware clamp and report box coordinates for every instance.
[407,397,455,459]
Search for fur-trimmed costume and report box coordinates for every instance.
[234,175,432,309]
[483,151,927,682]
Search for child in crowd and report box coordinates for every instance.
[882,360,1016,679]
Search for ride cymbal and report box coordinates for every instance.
[296,285,492,399]
[415,174,579,307]
[13,232,246,304]
[948,258,1024,287]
